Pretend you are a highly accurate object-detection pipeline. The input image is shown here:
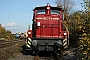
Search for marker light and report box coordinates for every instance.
[64,32,67,35]
[28,32,31,34]
[47,7,50,9]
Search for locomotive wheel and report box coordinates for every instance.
[32,46,39,55]
[53,44,58,55]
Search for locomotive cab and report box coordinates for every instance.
[26,3,69,54]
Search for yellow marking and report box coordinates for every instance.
[27,44,31,48]
[28,41,31,45]
[64,46,68,48]
[63,42,67,46]
[53,18,59,20]
[63,39,67,43]
[36,18,42,20]
[63,38,67,46]
[28,38,32,41]
[36,17,60,20]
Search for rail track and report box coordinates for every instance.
[7,44,77,60]
[0,39,23,49]
[34,51,62,60]
[34,55,62,60]
[0,39,7,43]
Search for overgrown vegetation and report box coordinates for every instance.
[0,24,15,40]
[56,0,90,59]
[69,11,90,60]
[76,0,90,59]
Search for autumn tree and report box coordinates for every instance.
[82,0,90,12]
[0,24,5,33]
[55,0,75,46]
[55,0,90,59]
[55,0,74,12]
[0,24,15,40]
[77,0,90,59]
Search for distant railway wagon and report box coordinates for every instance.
[15,33,20,39]
[26,3,69,55]
[20,33,26,40]
[15,33,26,40]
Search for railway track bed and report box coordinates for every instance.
[0,39,23,49]
[0,40,25,60]
[8,47,78,60]
[0,39,78,60]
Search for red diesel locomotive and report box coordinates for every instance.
[26,3,69,54]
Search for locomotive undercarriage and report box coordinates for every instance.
[27,38,64,55]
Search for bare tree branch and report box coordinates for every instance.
[55,0,74,15]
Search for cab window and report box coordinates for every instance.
[36,10,45,14]
[51,10,60,14]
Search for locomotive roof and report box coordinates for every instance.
[33,6,62,11]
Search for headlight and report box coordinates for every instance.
[32,40,37,46]
[47,7,50,9]
[64,32,67,35]
[28,32,31,34]
[57,40,62,45]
